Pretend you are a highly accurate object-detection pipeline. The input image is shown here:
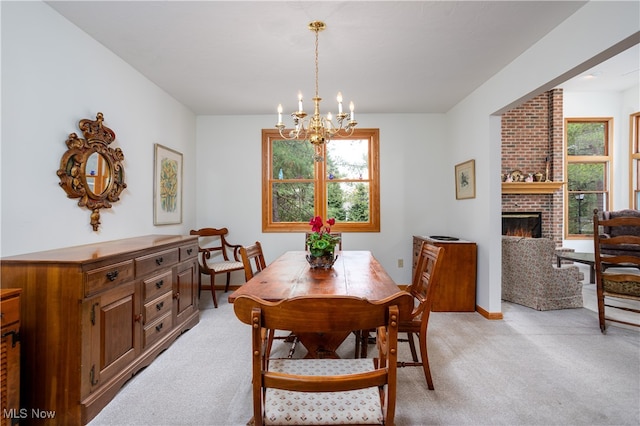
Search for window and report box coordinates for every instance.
[631,112,640,209]
[262,128,380,232]
[565,118,612,238]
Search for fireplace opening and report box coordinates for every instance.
[502,212,542,238]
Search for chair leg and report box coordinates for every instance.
[418,331,434,390]
[407,332,419,362]
[210,275,218,308]
[596,284,606,333]
[225,272,231,293]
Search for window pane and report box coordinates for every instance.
[326,139,369,180]
[567,163,605,191]
[272,139,315,179]
[566,122,606,156]
[567,192,605,235]
[272,182,314,222]
[327,181,370,222]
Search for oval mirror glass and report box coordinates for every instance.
[84,152,111,196]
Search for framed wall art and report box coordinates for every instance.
[153,143,183,225]
[455,159,476,200]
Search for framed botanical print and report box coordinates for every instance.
[153,143,183,224]
[455,159,476,200]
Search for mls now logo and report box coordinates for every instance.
[3,408,56,420]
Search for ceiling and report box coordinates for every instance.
[46,1,638,116]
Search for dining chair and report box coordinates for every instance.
[397,241,445,390]
[189,227,245,308]
[240,241,299,358]
[239,241,266,281]
[233,292,413,426]
[304,232,343,250]
[593,209,640,333]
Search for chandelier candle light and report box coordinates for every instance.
[276,21,357,147]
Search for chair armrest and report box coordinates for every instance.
[225,243,243,261]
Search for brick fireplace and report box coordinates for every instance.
[501,89,564,245]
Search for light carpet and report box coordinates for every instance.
[88,274,639,425]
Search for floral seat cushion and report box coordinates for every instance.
[264,358,383,425]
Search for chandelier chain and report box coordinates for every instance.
[314,28,319,99]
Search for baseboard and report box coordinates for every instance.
[476,304,503,320]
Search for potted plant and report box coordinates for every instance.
[306,216,340,269]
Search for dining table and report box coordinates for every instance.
[228,250,404,358]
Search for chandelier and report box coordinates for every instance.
[275,21,357,146]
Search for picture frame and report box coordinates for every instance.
[153,143,183,225]
[455,159,476,200]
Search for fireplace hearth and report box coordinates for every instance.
[502,212,542,238]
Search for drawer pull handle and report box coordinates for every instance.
[90,365,99,386]
[155,280,164,289]
[156,302,164,311]
[156,323,164,332]
[155,257,164,266]
[187,248,193,255]
[1,330,20,347]
[106,270,119,281]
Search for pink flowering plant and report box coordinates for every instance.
[307,216,340,257]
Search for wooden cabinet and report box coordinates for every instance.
[1,289,21,426]
[0,235,199,425]
[413,236,477,312]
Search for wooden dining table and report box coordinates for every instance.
[228,250,403,358]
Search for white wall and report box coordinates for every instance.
[0,1,197,257]
[195,113,448,285]
[562,83,640,253]
[445,0,639,313]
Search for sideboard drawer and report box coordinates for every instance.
[143,313,173,348]
[135,248,179,277]
[0,294,19,327]
[180,244,198,261]
[85,260,135,296]
[143,271,173,301]
[144,292,173,324]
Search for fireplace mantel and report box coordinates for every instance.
[502,182,564,194]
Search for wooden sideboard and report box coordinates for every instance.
[1,289,21,426]
[412,236,477,312]
[0,235,200,425]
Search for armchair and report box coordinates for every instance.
[189,228,244,308]
[502,236,583,310]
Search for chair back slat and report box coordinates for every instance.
[407,242,445,321]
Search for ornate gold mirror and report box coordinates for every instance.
[57,112,126,231]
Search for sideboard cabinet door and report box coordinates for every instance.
[84,282,141,396]
[1,289,21,426]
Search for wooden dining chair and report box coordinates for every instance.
[233,292,413,426]
[304,232,343,250]
[593,209,640,333]
[397,241,445,390]
[189,227,245,308]
[240,241,299,358]
[240,241,266,281]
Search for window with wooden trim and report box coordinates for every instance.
[262,128,380,232]
[565,118,612,238]
[631,112,640,209]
